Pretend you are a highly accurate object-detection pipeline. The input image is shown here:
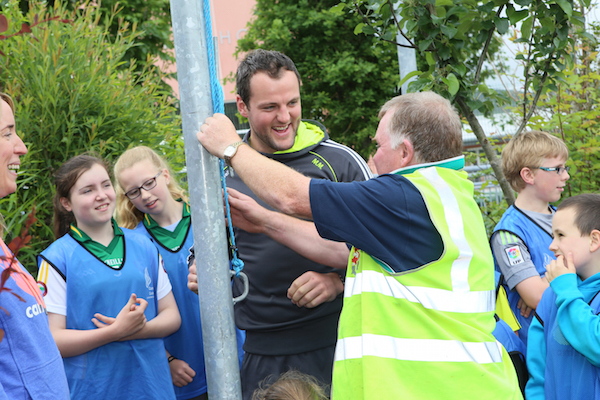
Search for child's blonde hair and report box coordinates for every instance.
[114,146,187,229]
[502,130,569,192]
[252,370,328,400]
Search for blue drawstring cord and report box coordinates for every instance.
[204,0,244,276]
[221,161,244,276]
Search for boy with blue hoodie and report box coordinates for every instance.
[526,193,600,400]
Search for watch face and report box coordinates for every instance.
[224,146,235,158]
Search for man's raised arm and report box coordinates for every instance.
[198,113,312,219]
[227,187,348,269]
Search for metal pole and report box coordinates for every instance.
[394,5,417,94]
[396,30,417,95]
[168,0,242,398]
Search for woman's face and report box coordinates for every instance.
[0,100,28,198]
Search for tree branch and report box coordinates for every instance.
[474,5,505,86]
[352,1,415,48]
[515,9,562,140]
[521,11,538,124]
[455,95,515,205]
[512,53,552,139]
[386,0,416,48]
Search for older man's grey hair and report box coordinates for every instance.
[378,92,463,164]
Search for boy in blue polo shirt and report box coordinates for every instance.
[526,193,600,400]
[491,130,569,346]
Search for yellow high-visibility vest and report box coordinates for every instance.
[332,165,522,400]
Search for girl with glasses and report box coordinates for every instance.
[37,154,180,400]
[114,146,244,400]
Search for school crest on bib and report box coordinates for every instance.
[144,267,155,299]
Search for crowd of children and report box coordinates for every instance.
[2,87,598,399]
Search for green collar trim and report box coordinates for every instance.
[391,155,465,176]
[70,218,124,242]
[143,200,190,230]
[143,201,191,252]
[70,219,124,269]
[271,121,324,154]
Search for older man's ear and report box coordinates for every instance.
[398,138,416,168]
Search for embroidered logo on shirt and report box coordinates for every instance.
[505,245,525,265]
[350,249,360,276]
[145,267,152,288]
[37,281,47,297]
[145,267,155,299]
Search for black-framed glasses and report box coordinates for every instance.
[537,166,570,175]
[124,171,162,199]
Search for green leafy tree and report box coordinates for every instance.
[524,36,600,198]
[336,0,591,204]
[237,0,400,158]
[470,22,600,236]
[4,0,174,73]
[475,49,600,236]
[0,1,182,271]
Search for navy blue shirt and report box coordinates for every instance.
[310,174,444,273]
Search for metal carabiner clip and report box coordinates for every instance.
[230,270,249,305]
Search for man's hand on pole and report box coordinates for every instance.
[198,113,241,158]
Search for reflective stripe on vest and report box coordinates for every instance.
[335,334,503,363]
[419,167,471,291]
[345,270,494,313]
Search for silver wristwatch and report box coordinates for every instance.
[223,141,245,167]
